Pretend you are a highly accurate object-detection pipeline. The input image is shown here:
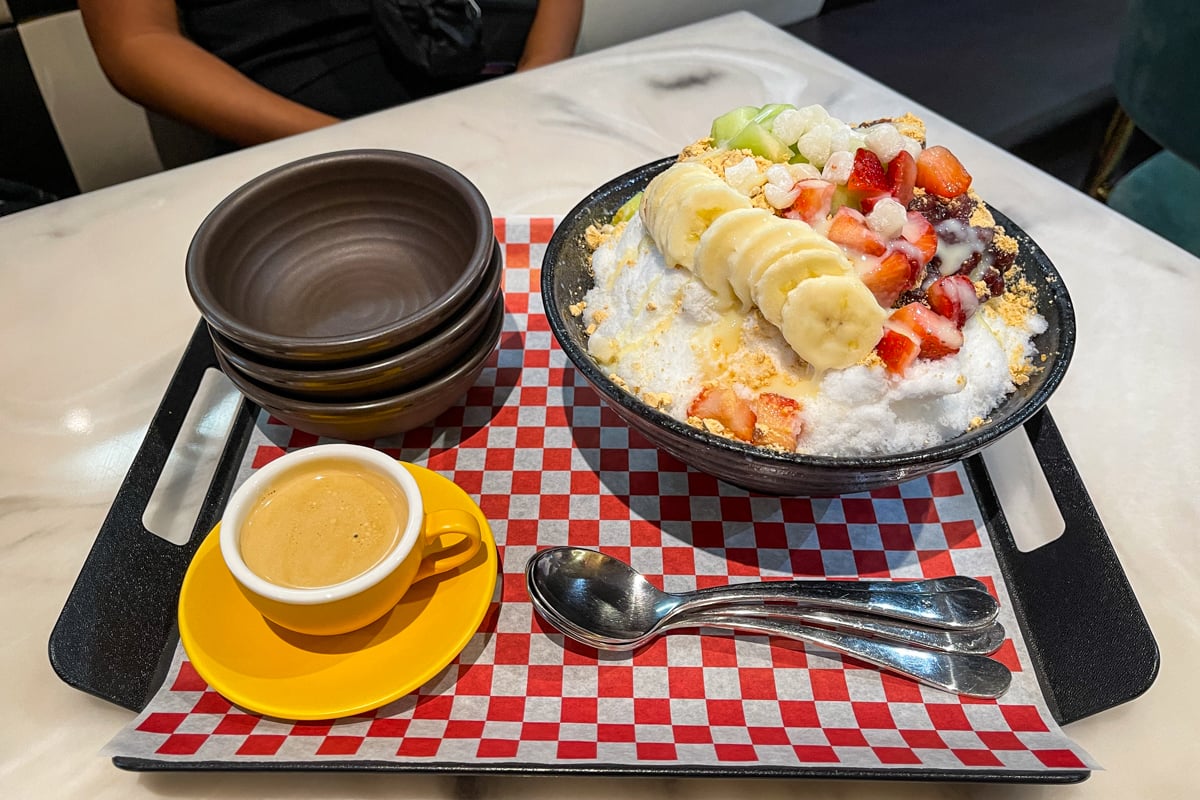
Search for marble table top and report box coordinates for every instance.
[2,11,1196,799]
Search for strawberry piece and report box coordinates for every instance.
[859,250,916,308]
[826,207,887,256]
[889,302,964,359]
[900,211,938,266]
[785,179,835,224]
[752,393,804,450]
[926,274,981,327]
[688,386,756,441]
[847,148,888,193]
[875,327,921,375]
[915,145,972,198]
[885,150,917,205]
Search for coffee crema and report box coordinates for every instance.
[238,461,409,589]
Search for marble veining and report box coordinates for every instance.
[1,11,1196,799]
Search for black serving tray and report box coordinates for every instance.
[49,321,1159,780]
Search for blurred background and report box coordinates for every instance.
[0,0,1181,243]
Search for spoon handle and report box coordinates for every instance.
[707,607,1007,655]
[688,612,1013,698]
[679,585,999,630]
[799,576,988,594]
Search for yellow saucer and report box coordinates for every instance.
[177,462,497,721]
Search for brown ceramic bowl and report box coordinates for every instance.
[215,298,504,441]
[186,149,494,366]
[208,238,503,401]
[543,158,1076,496]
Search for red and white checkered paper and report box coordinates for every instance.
[105,217,1094,776]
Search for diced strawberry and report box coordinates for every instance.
[888,302,964,359]
[915,145,972,198]
[847,148,889,194]
[752,393,803,450]
[900,211,938,267]
[688,386,756,441]
[859,250,915,308]
[785,179,836,224]
[885,150,917,205]
[926,274,981,327]
[826,207,887,256]
[875,327,921,375]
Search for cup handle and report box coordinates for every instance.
[413,509,483,583]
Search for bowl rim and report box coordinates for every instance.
[216,294,505,415]
[186,148,494,359]
[542,156,1077,472]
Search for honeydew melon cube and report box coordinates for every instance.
[710,105,761,145]
[727,122,793,163]
[612,191,643,224]
[753,103,796,126]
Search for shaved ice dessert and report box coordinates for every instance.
[577,103,1048,457]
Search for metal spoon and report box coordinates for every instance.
[576,608,1012,698]
[525,547,1000,635]
[528,581,1012,697]
[531,594,1006,655]
[748,608,1007,655]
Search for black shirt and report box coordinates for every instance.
[177,0,416,118]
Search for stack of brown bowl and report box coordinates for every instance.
[186,150,504,441]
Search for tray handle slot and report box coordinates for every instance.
[48,321,257,711]
[966,408,1160,725]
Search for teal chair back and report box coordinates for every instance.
[1103,0,1200,257]
[1113,0,1200,166]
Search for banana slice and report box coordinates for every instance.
[642,163,720,254]
[779,274,888,371]
[640,162,711,245]
[660,178,752,271]
[693,207,774,310]
[726,215,817,309]
[640,163,689,237]
[754,244,851,327]
[640,162,694,210]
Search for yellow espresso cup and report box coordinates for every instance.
[219,444,481,636]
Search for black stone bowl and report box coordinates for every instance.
[542,158,1076,496]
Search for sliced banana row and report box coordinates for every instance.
[640,162,751,271]
[641,161,887,371]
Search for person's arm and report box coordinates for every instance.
[78,0,338,146]
[516,0,584,71]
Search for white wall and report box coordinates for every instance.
[19,12,164,193]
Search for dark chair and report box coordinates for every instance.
[1085,0,1200,257]
[784,0,1128,151]
[0,177,58,217]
